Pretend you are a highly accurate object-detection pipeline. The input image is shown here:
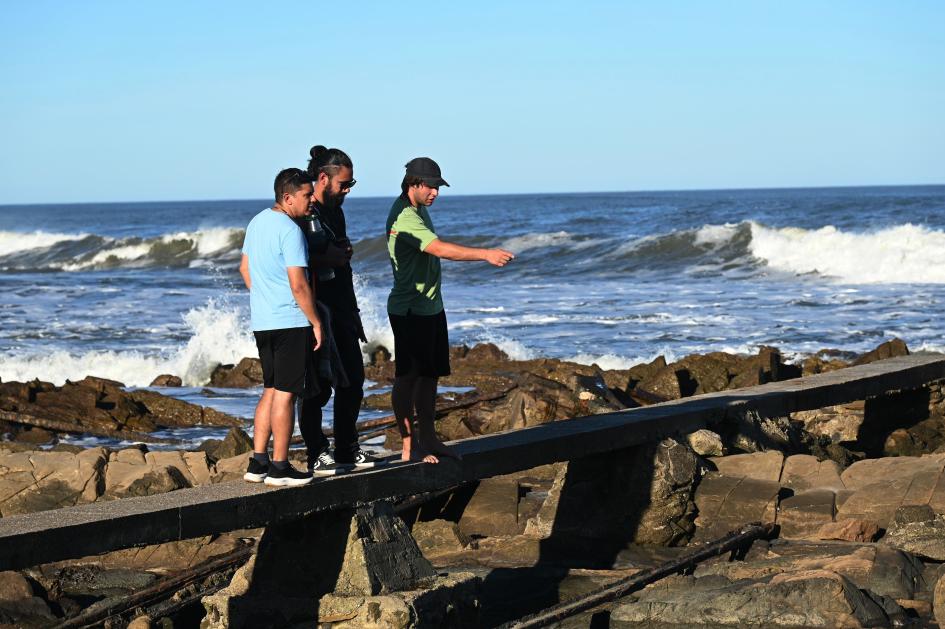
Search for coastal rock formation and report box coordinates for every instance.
[208,357,264,388]
[0,376,241,445]
[611,570,904,628]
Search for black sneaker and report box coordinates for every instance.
[264,464,313,487]
[352,448,386,469]
[243,458,268,483]
[309,449,342,476]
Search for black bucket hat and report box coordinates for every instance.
[405,157,449,187]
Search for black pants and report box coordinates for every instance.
[299,311,364,463]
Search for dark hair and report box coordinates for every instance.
[401,175,425,196]
[307,145,353,178]
[273,168,312,203]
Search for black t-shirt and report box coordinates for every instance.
[302,201,359,313]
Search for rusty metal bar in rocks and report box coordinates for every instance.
[498,522,775,629]
[0,354,942,571]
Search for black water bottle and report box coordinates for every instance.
[302,214,335,281]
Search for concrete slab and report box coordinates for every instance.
[0,354,943,569]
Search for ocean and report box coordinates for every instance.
[1,185,943,446]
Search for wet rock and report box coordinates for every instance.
[198,427,253,461]
[612,570,902,628]
[209,357,264,388]
[853,338,909,366]
[369,345,392,365]
[149,374,182,387]
[129,390,241,428]
[687,429,724,456]
[817,519,881,543]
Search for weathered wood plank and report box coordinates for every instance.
[0,354,941,570]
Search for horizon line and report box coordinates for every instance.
[1,181,943,209]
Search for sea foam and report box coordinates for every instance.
[749,222,945,284]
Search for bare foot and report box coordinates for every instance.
[419,439,462,461]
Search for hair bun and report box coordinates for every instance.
[309,145,327,160]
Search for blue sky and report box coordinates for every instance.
[1,1,942,203]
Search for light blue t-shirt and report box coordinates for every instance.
[242,209,310,331]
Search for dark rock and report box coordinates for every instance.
[129,390,241,428]
[198,428,253,461]
[369,345,391,365]
[209,357,264,388]
[853,338,909,366]
[0,570,56,627]
[693,473,782,543]
[149,374,182,387]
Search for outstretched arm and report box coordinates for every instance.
[424,239,514,267]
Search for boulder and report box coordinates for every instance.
[792,402,865,443]
[853,338,909,366]
[0,448,107,516]
[524,438,700,546]
[709,451,784,482]
[777,490,837,539]
[212,452,251,483]
[816,519,881,543]
[687,429,724,457]
[695,540,926,600]
[208,356,264,388]
[779,454,845,492]
[149,374,182,387]
[837,454,945,528]
[0,570,56,627]
[881,504,945,560]
[692,473,781,543]
[411,520,470,564]
[198,427,254,461]
[129,389,241,428]
[611,570,902,628]
[104,463,191,499]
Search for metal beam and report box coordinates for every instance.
[0,354,942,570]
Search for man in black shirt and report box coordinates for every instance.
[299,145,380,474]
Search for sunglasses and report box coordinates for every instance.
[338,178,357,191]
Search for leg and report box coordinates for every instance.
[253,387,275,455]
[331,316,366,462]
[299,379,331,461]
[269,388,297,462]
[392,374,418,462]
[414,376,460,462]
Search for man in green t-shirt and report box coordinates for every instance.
[386,157,514,463]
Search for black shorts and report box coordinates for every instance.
[388,310,451,378]
[253,326,312,394]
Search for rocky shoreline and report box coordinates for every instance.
[3,338,945,626]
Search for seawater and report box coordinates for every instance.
[1,186,943,445]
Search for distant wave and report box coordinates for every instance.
[0,227,245,271]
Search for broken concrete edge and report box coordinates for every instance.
[0,354,942,570]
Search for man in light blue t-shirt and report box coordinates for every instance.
[239,168,324,487]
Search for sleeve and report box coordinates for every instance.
[281,224,309,267]
[393,210,439,251]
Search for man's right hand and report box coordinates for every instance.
[483,248,515,267]
[312,320,324,351]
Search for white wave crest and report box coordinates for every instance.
[500,231,602,255]
[694,223,740,246]
[749,222,945,284]
[60,227,244,271]
[0,230,89,257]
[0,298,257,386]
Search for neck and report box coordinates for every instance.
[405,190,421,208]
[273,204,290,216]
